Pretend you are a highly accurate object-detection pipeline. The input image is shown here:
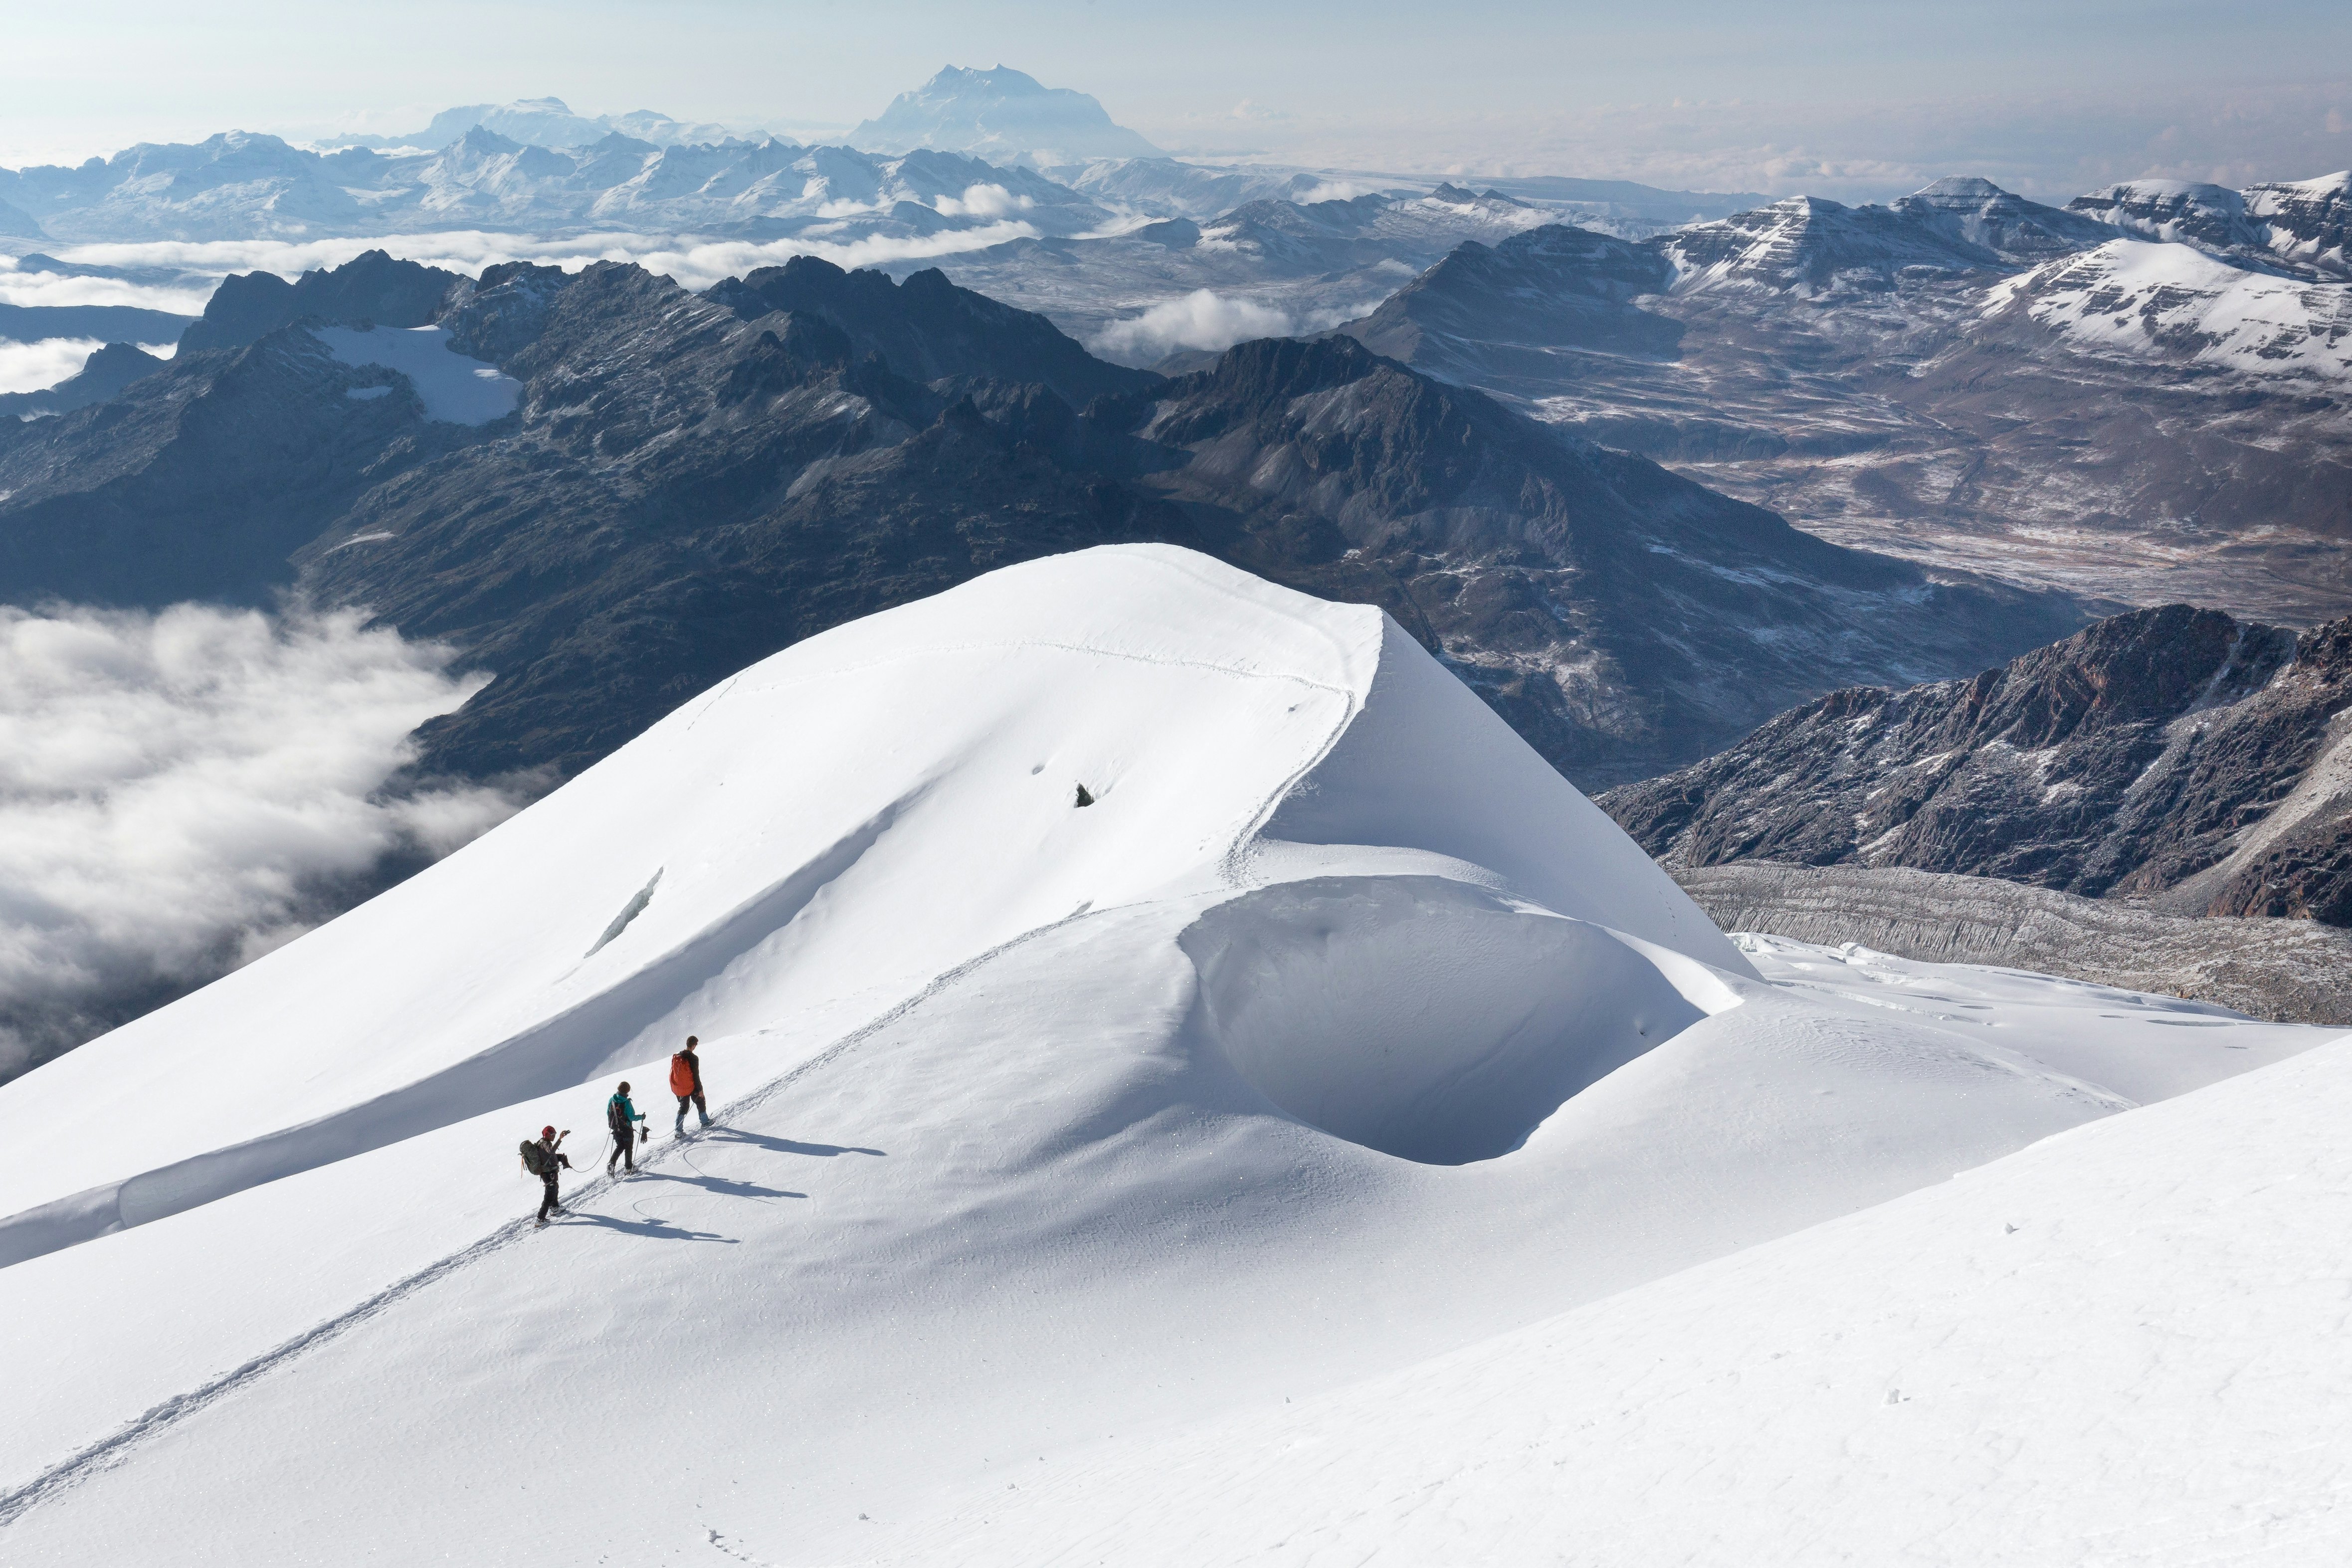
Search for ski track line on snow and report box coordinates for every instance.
[0,900,1157,1532]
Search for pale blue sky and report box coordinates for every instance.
[3,1,2347,198]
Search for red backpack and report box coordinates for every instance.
[669,1052,697,1097]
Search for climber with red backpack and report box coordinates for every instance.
[671,1035,710,1136]
[520,1126,572,1225]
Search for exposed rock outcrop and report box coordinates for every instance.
[1600,604,2352,923]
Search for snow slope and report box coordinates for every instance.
[0,547,2335,1563]
[881,1022,2352,1566]
[1988,237,2352,384]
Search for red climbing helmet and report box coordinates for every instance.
[541,1126,556,1139]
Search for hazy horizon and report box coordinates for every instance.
[2,0,2347,202]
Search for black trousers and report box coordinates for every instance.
[608,1126,637,1172]
[538,1175,561,1221]
[676,1092,707,1126]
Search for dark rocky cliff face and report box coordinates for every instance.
[1346,225,1682,376]
[0,253,2084,790]
[177,249,461,353]
[1123,334,2080,782]
[1599,604,2352,923]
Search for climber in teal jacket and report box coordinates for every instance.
[605,1081,648,1174]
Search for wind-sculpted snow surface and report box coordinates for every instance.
[0,549,2335,1564]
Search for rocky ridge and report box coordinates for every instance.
[1600,603,2352,924]
[0,252,2080,790]
[0,342,168,417]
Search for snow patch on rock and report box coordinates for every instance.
[313,324,520,423]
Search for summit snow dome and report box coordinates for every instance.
[1,547,2334,1563]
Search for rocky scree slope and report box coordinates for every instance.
[1345,177,2352,622]
[1675,862,2352,1025]
[0,252,2080,789]
[1601,603,2352,924]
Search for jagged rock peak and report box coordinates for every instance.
[1595,601,2352,923]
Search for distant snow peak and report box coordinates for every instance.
[321,97,745,153]
[2071,172,2350,279]
[850,64,1162,166]
[1661,178,2115,296]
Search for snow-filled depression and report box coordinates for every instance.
[1,545,2344,1564]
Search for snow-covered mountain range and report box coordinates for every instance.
[2071,172,2351,279]
[0,127,1111,245]
[319,96,743,152]
[1986,237,2352,384]
[2,547,2336,1562]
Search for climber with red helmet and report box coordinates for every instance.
[520,1125,572,1225]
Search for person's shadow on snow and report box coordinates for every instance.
[635,1168,805,1200]
[560,1211,737,1243]
[703,1127,885,1159]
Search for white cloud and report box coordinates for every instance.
[0,337,101,394]
[1090,289,1299,364]
[933,183,1033,220]
[0,259,215,315]
[32,220,1045,305]
[0,602,530,1079]
[1293,181,1375,204]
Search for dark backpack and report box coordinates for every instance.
[520,1139,551,1176]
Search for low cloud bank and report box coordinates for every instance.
[0,603,531,1081]
[0,336,102,395]
[1090,290,1298,363]
[1089,289,1387,366]
[18,220,1044,316]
